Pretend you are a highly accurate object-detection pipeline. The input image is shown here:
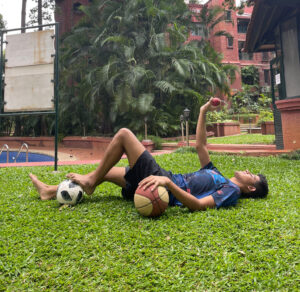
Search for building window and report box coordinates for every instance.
[227,37,233,48]
[262,51,269,61]
[264,70,270,84]
[238,41,253,60]
[191,8,200,13]
[191,23,205,37]
[73,2,82,13]
[225,10,232,21]
[237,19,250,33]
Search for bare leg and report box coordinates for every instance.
[103,167,126,188]
[29,173,57,200]
[29,167,127,200]
[67,128,144,195]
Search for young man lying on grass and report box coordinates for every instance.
[30,98,268,211]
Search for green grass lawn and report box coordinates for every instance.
[207,134,275,144]
[1,153,299,291]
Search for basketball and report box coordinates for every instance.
[134,185,169,217]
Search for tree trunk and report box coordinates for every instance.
[38,0,42,30]
[21,0,27,33]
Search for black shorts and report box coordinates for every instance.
[121,150,172,201]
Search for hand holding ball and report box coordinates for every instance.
[134,185,169,217]
[210,97,221,107]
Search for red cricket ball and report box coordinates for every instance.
[211,97,221,106]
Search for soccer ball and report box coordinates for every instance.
[56,179,84,205]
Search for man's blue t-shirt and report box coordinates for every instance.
[168,162,240,209]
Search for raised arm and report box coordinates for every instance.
[195,99,215,168]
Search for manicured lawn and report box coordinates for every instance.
[1,153,299,290]
[207,134,275,144]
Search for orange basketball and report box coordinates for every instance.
[134,185,169,217]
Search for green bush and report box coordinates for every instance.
[148,135,163,150]
[206,110,230,124]
[257,111,274,126]
[279,149,300,160]
[241,65,259,85]
[229,113,258,123]
[174,146,197,153]
[136,134,163,150]
[258,93,272,109]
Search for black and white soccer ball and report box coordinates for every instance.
[56,180,84,205]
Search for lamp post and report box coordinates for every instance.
[183,108,190,146]
[180,114,185,142]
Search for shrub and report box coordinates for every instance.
[230,84,260,114]
[279,149,300,160]
[257,111,273,126]
[206,110,229,124]
[148,135,163,150]
[136,134,163,150]
[241,65,259,85]
[229,113,258,122]
[175,146,197,153]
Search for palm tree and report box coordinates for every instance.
[59,0,235,136]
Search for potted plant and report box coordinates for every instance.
[206,111,240,137]
[257,111,274,135]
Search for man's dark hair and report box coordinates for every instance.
[241,174,269,199]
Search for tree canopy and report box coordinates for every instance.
[27,0,55,26]
[0,14,5,29]
[59,0,236,137]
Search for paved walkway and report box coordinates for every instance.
[0,142,291,168]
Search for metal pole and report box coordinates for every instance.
[249,117,252,134]
[186,120,189,146]
[0,111,55,117]
[145,121,147,140]
[54,23,60,171]
[2,23,58,34]
[0,30,4,113]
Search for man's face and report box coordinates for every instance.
[234,170,260,190]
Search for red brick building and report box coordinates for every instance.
[55,0,92,36]
[188,0,272,95]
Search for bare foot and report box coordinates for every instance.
[29,173,57,200]
[66,173,96,195]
